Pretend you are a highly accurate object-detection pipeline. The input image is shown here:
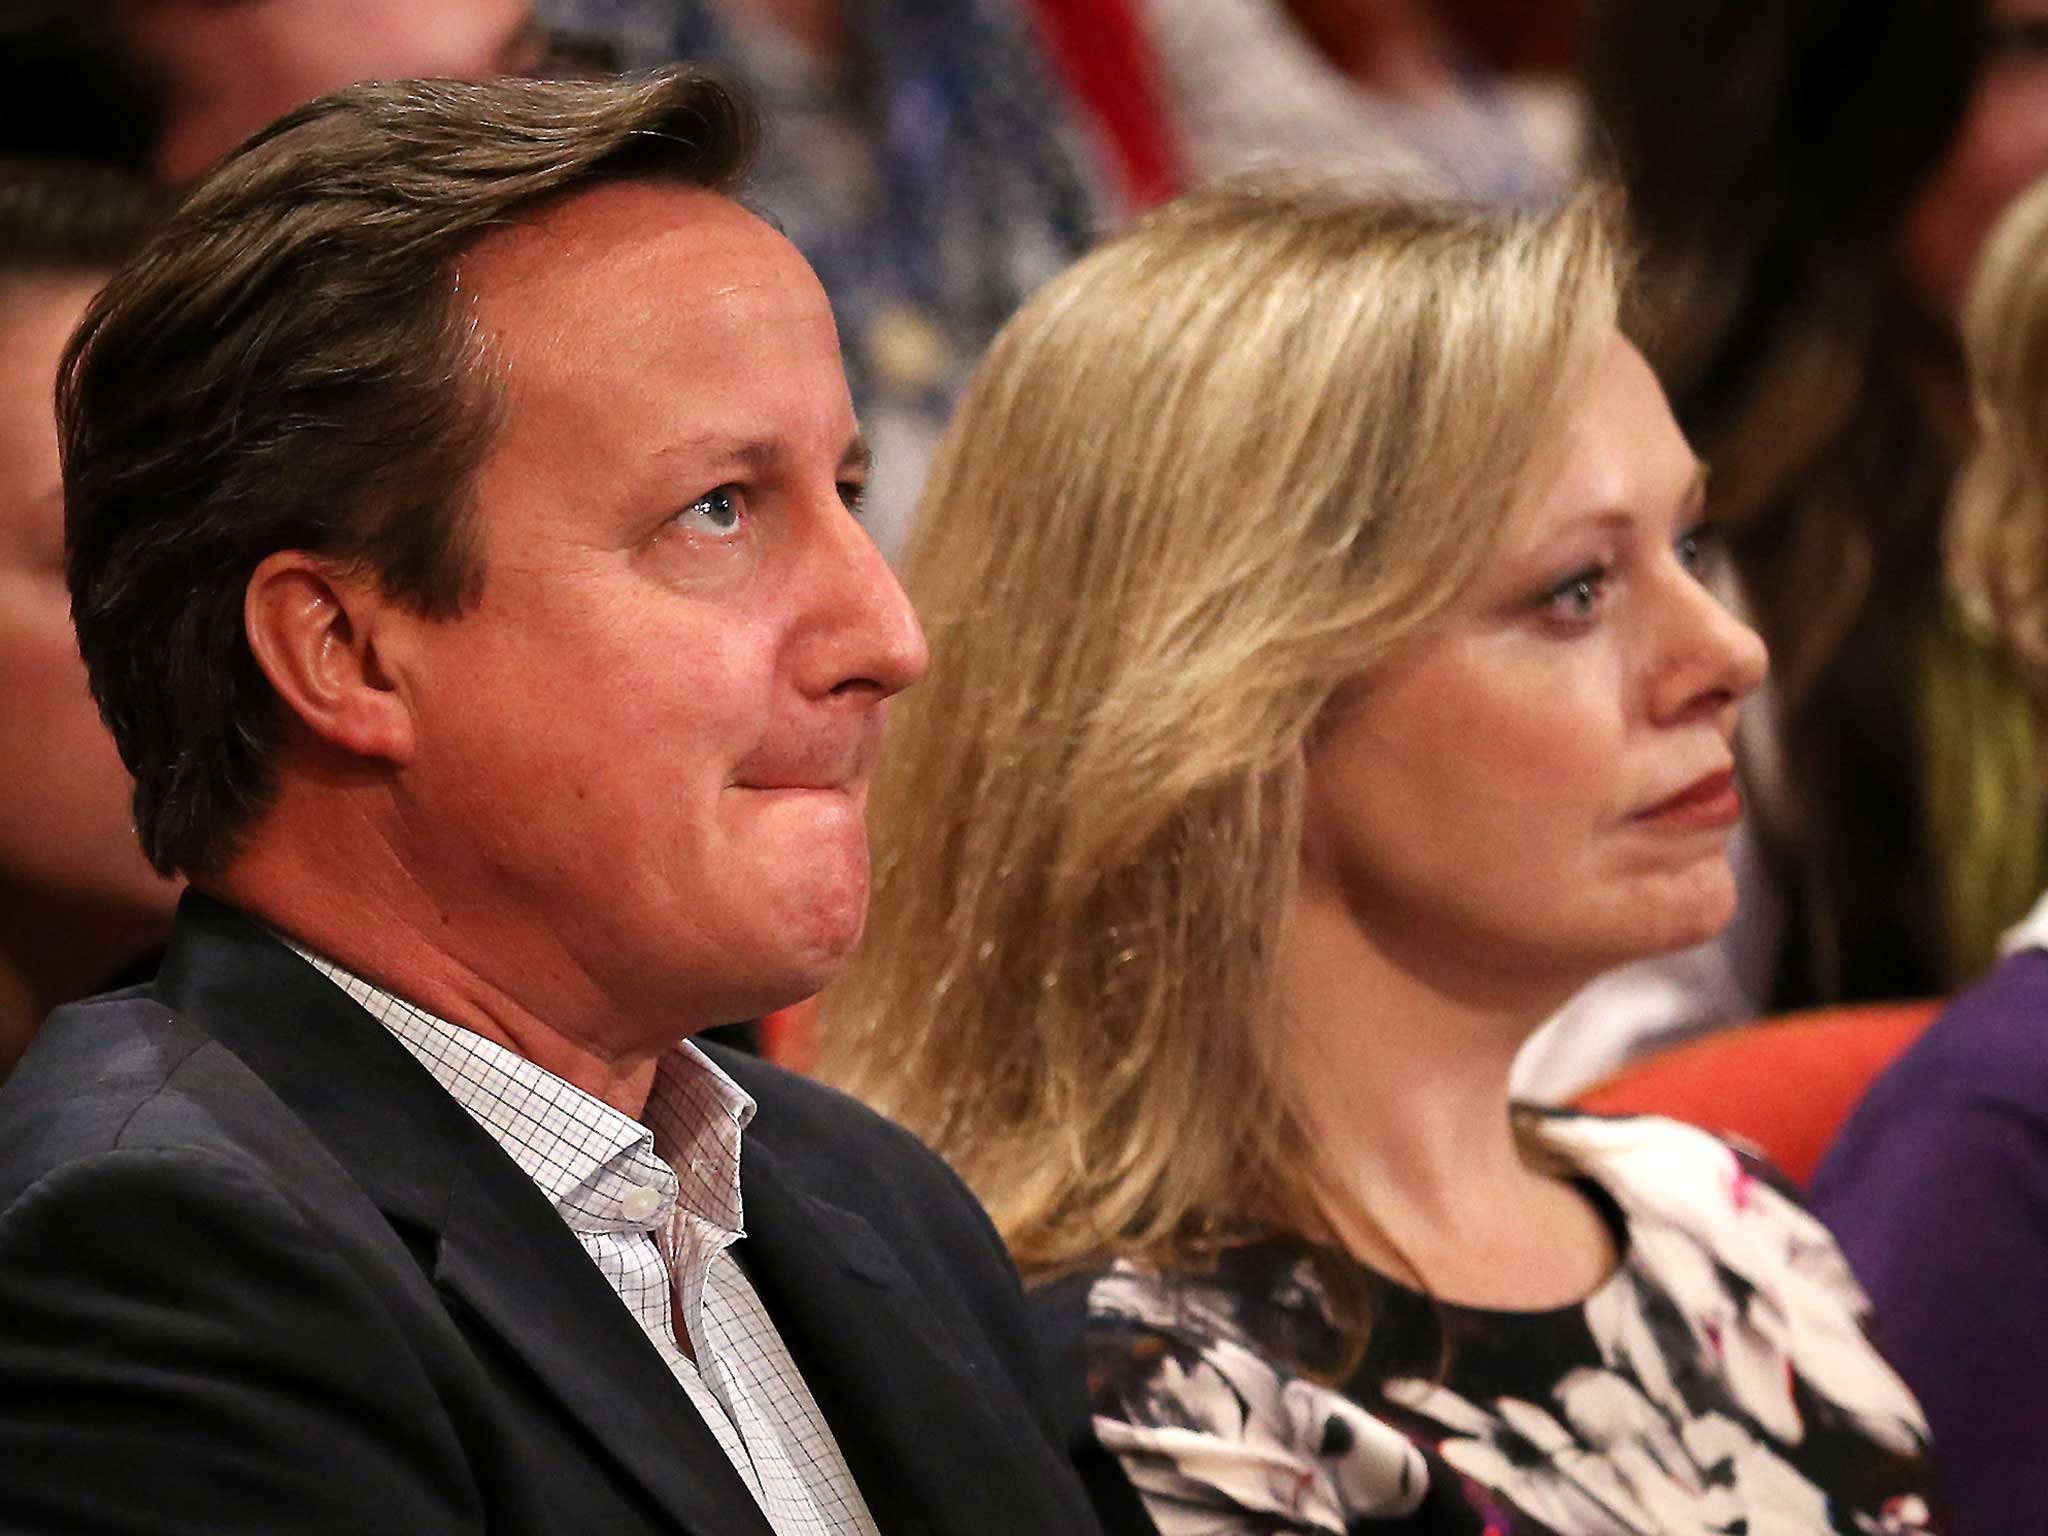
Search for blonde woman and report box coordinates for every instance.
[821,188,1943,1534]
[1812,170,2048,1536]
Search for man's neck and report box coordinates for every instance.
[209,832,666,1120]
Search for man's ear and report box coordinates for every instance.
[244,551,417,765]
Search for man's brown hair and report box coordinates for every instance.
[61,69,758,879]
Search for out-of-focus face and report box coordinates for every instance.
[133,0,544,181]
[388,183,927,1036]
[0,277,180,942]
[1903,0,2048,317]
[1299,335,1768,995]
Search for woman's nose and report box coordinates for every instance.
[1648,558,1769,725]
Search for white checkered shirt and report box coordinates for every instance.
[291,945,880,1536]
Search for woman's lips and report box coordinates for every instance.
[1633,766,1741,830]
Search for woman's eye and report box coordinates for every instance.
[1675,520,1730,585]
[1675,521,1712,573]
[678,485,745,536]
[1540,566,1609,626]
[838,479,868,518]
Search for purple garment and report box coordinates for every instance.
[1811,949,2048,1533]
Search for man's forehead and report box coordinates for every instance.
[453,183,836,393]
[450,179,856,481]
[456,185,837,389]
[457,181,803,299]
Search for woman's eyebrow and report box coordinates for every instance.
[1686,460,1712,507]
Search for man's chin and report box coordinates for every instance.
[755,877,871,999]
[709,951,852,1037]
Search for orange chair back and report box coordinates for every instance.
[758,996,821,1073]
[1572,1001,1941,1188]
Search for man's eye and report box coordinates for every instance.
[838,479,868,517]
[679,486,745,536]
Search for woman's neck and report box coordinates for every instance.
[1275,880,1618,1310]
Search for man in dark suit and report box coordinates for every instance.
[0,70,1099,1536]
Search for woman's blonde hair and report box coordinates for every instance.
[1950,173,2048,694]
[819,184,1621,1285]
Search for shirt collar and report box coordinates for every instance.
[281,939,755,1239]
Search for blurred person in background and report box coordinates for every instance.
[1146,0,1576,204]
[1518,0,2048,1099]
[821,184,1942,1534]
[1811,168,2048,1536]
[0,0,573,180]
[0,158,177,1074]
[533,0,1111,553]
[1433,0,1582,76]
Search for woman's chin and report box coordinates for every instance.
[1622,863,1741,961]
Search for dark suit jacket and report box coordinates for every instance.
[0,895,1100,1536]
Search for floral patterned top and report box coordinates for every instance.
[1029,1113,1943,1535]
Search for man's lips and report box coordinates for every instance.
[731,718,886,794]
[730,749,870,795]
[1632,766,1741,829]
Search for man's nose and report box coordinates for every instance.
[793,497,930,704]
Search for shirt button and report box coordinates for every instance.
[620,1185,663,1222]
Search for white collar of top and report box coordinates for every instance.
[1999,887,2048,958]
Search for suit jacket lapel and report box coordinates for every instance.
[434,1153,775,1536]
[155,895,774,1536]
[734,1138,1057,1536]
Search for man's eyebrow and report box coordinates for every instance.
[648,435,785,474]
[648,434,873,477]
